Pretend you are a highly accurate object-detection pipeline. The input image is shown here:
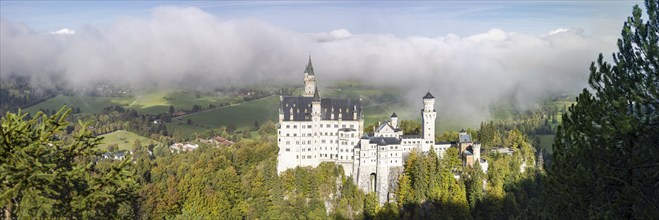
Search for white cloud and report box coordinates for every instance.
[0,6,618,121]
[50,28,76,35]
[310,29,353,42]
[548,28,569,35]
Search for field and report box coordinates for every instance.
[124,90,241,114]
[24,95,133,115]
[98,130,159,151]
[25,90,242,115]
[167,96,280,137]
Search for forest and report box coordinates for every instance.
[1,0,657,219]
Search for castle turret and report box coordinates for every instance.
[473,143,481,164]
[390,112,398,128]
[279,96,284,122]
[422,92,436,146]
[303,55,317,97]
[312,87,321,121]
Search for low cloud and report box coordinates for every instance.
[1,6,616,121]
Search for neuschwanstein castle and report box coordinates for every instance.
[277,57,487,204]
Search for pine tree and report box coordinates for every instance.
[0,107,137,219]
[548,0,658,218]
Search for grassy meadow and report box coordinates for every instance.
[25,95,133,115]
[25,90,241,115]
[167,96,280,137]
[98,130,160,151]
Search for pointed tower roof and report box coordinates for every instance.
[391,112,398,118]
[304,55,315,75]
[313,87,320,101]
[423,92,434,99]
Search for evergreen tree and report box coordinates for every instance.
[548,0,659,218]
[0,107,137,219]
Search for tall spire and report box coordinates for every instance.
[304,54,315,75]
[423,92,434,99]
[313,86,320,101]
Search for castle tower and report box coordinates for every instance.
[303,55,316,97]
[390,112,398,128]
[312,87,321,120]
[422,92,436,146]
[473,143,481,164]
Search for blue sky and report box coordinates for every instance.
[0,1,642,37]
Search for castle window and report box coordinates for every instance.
[334,124,338,128]
[342,125,346,128]
[293,125,297,128]
[296,155,298,159]
[286,141,290,144]
[350,125,354,128]
[308,125,312,128]
[293,133,297,136]
[286,148,290,152]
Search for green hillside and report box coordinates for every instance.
[167,96,280,137]
[25,90,241,115]
[25,95,133,115]
[98,130,159,151]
